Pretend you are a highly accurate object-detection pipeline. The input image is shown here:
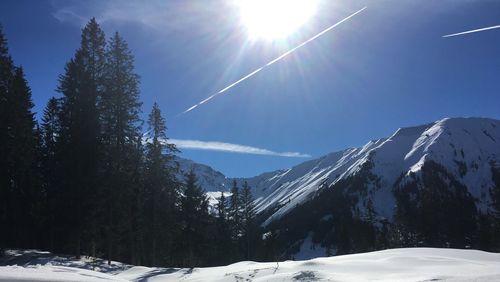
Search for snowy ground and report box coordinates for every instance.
[2,248,500,281]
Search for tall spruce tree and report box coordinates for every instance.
[5,67,38,248]
[143,103,179,266]
[56,18,106,257]
[240,181,257,260]
[215,192,231,264]
[229,180,242,260]
[0,25,15,252]
[100,31,143,264]
[40,97,61,251]
[179,170,210,267]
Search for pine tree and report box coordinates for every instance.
[215,192,231,264]
[228,180,242,260]
[0,24,15,252]
[490,163,500,251]
[127,134,145,265]
[179,170,210,267]
[40,97,61,251]
[217,192,228,221]
[7,67,38,247]
[56,18,106,257]
[240,181,257,260]
[100,31,143,264]
[143,102,179,265]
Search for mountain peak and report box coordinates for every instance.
[182,117,500,221]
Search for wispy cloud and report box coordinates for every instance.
[50,0,236,33]
[170,139,311,158]
[52,6,88,26]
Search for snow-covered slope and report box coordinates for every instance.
[179,117,499,226]
[0,250,130,281]
[175,156,232,192]
[119,248,500,282]
[3,248,500,281]
[232,117,500,225]
[235,138,387,224]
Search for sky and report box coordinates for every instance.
[1,0,499,177]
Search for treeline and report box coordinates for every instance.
[0,20,265,267]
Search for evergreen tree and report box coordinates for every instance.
[143,103,179,265]
[215,192,231,264]
[6,67,38,247]
[128,134,146,265]
[179,170,210,267]
[240,181,257,260]
[228,180,242,259]
[0,24,15,252]
[490,163,500,251]
[100,31,143,264]
[40,97,62,251]
[217,192,228,222]
[56,18,106,257]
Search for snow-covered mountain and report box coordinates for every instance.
[239,117,500,224]
[184,117,500,257]
[175,156,232,192]
[187,117,499,222]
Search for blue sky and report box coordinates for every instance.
[1,0,499,177]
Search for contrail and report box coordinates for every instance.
[443,24,500,38]
[180,6,367,115]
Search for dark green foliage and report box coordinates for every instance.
[0,28,14,226]
[142,103,179,266]
[214,192,231,264]
[99,31,143,264]
[240,181,258,260]
[476,213,496,251]
[4,67,39,248]
[490,163,500,251]
[0,25,15,251]
[229,181,242,243]
[56,18,106,257]
[394,160,477,248]
[40,97,62,251]
[178,171,211,267]
[491,162,500,214]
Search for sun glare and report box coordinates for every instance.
[237,0,318,40]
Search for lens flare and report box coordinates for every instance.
[237,0,318,40]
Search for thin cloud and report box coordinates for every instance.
[51,1,180,29]
[50,0,236,32]
[52,7,88,26]
[170,139,311,158]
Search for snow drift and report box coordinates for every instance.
[2,248,500,281]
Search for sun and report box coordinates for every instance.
[237,0,318,40]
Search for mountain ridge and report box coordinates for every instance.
[181,117,500,257]
[183,117,499,219]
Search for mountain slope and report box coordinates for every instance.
[175,156,232,192]
[235,117,500,225]
[182,117,500,257]
[254,117,500,257]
